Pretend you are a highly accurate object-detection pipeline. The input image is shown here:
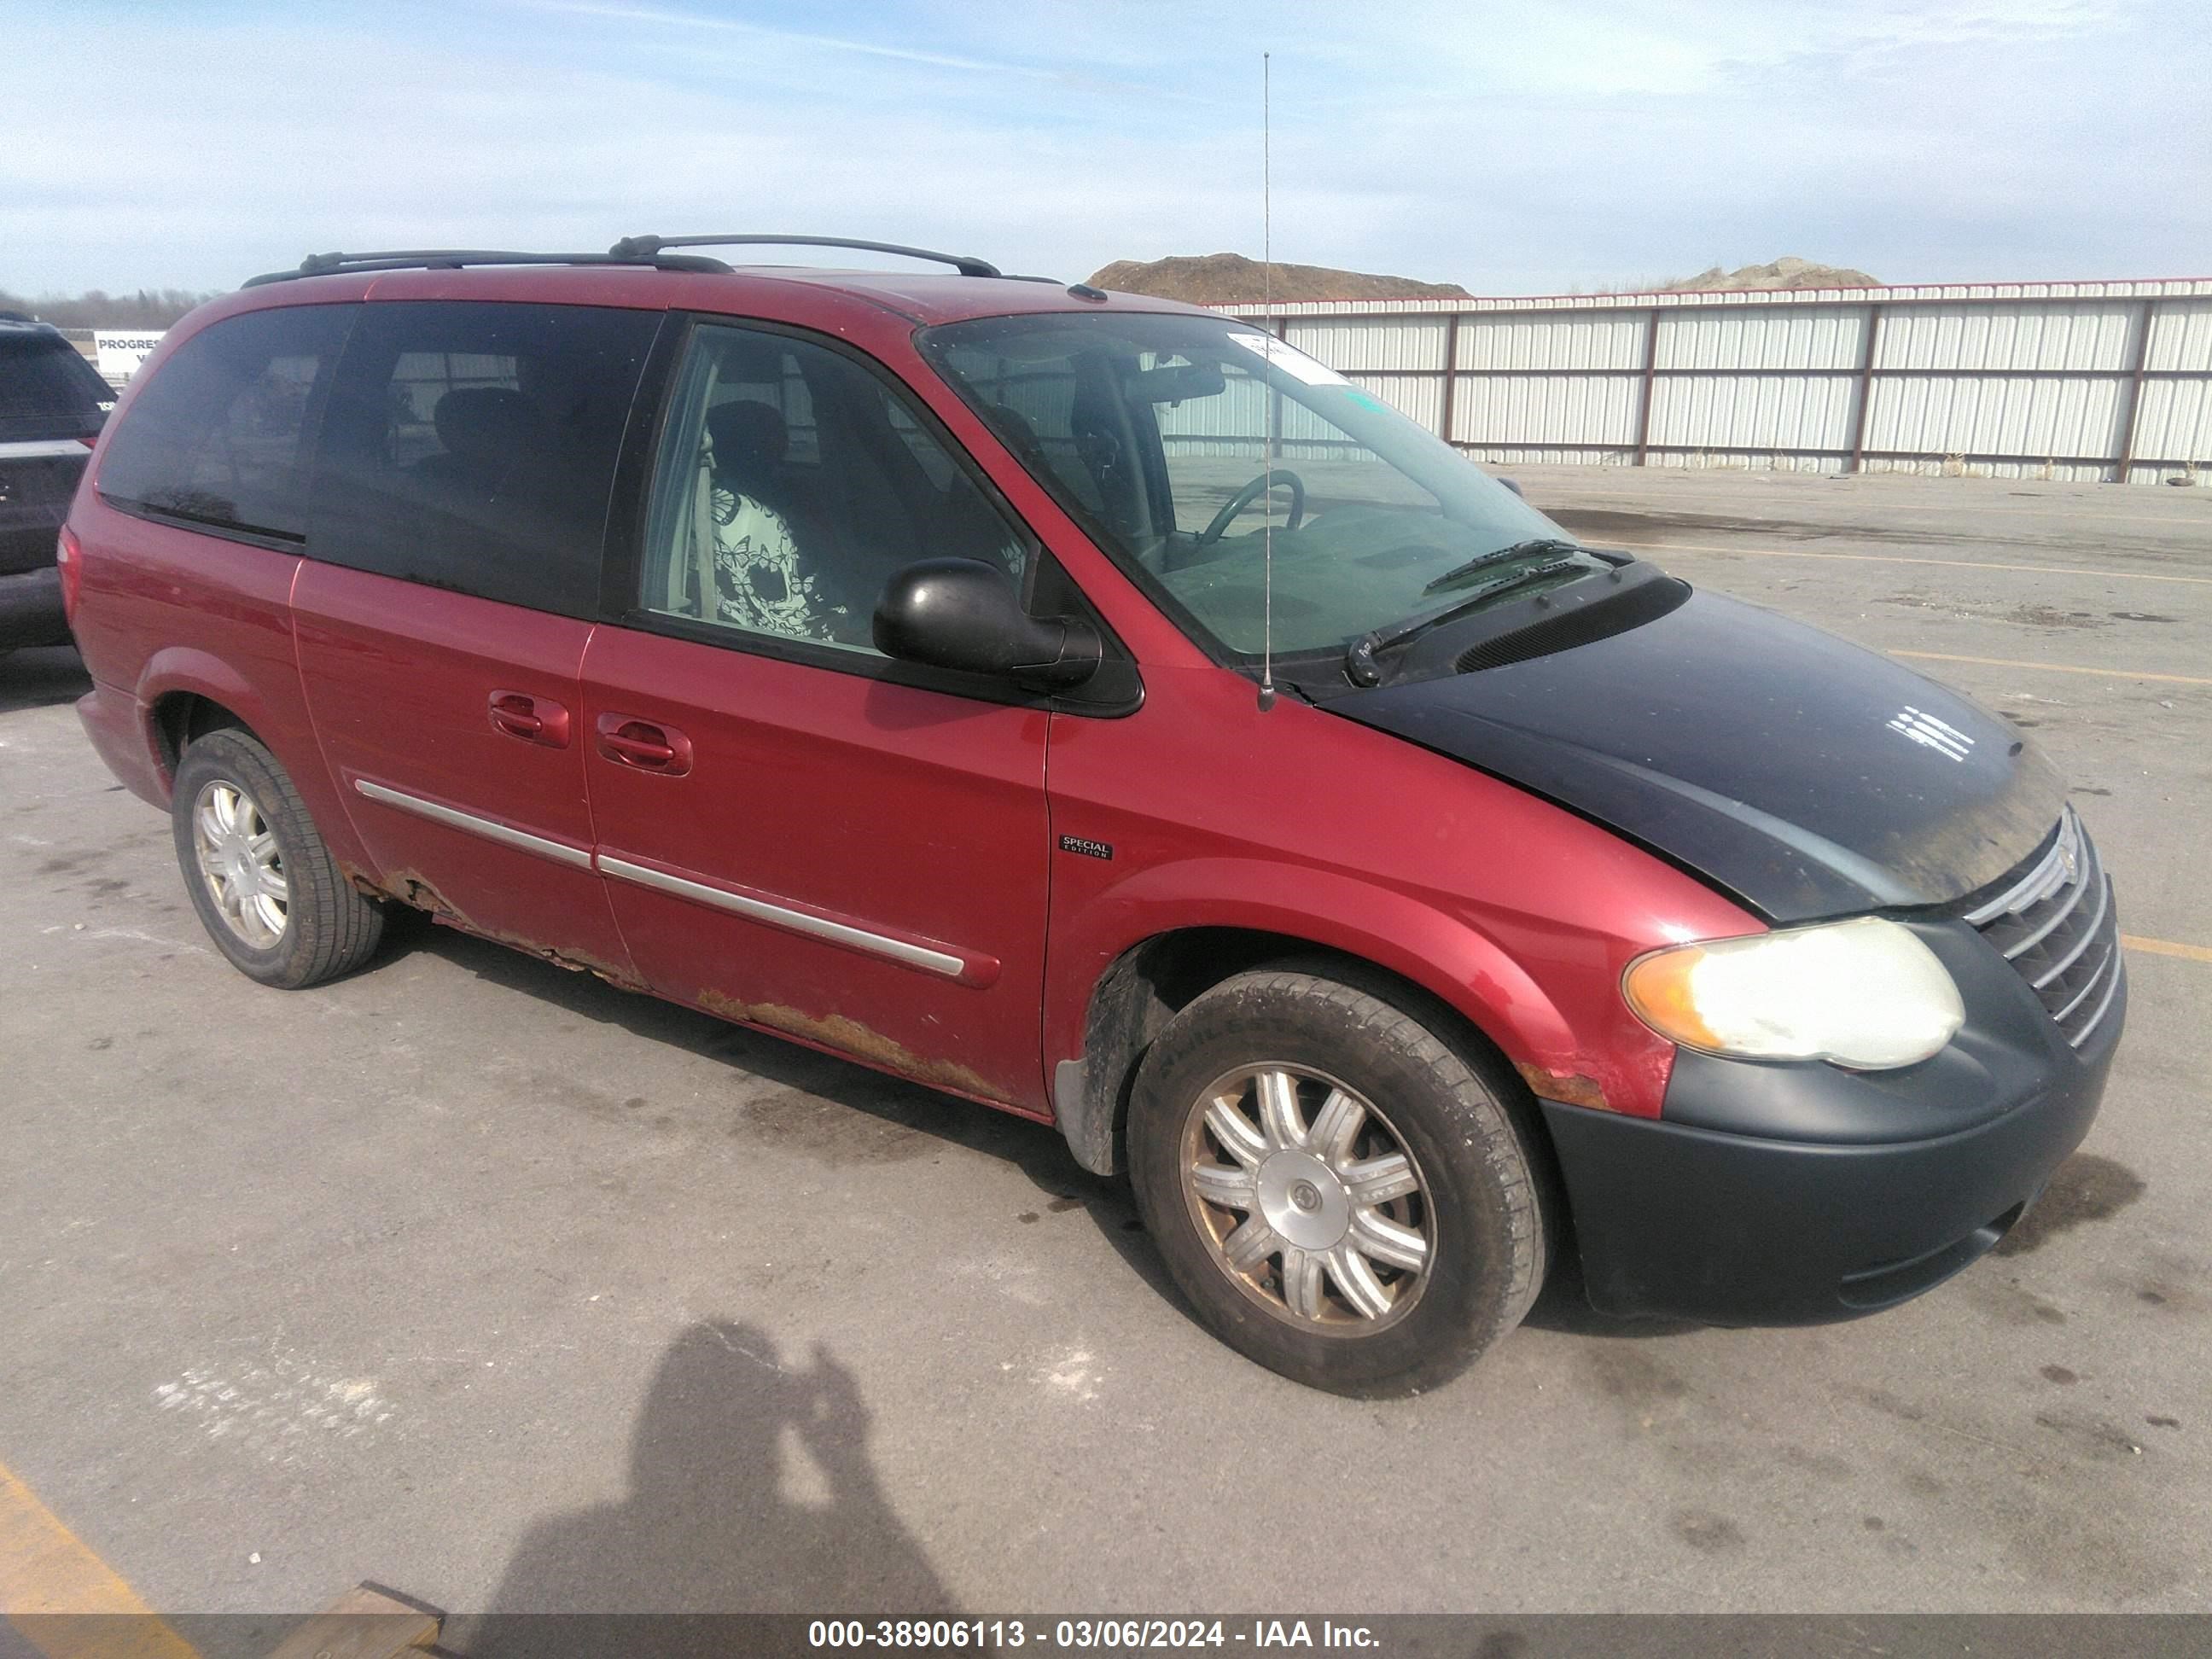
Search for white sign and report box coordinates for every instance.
[1227,331,1353,388]
[94,330,166,382]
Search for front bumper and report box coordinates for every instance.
[0,564,66,649]
[1544,917,2126,1325]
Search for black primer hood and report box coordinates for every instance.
[1331,590,2066,923]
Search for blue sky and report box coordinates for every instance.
[5,0,2206,295]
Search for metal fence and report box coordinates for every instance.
[1222,278,2212,485]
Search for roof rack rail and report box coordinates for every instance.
[242,248,734,288]
[608,234,1004,279]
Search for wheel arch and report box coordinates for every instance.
[148,689,255,782]
[134,648,276,790]
[132,645,378,885]
[1056,917,1567,1185]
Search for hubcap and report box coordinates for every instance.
[1180,1063,1433,1332]
[190,779,288,950]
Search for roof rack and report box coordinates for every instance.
[608,234,1004,279]
[242,248,734,288]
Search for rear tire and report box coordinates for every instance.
[1128,969,1547,1396]
[172,728,384,987]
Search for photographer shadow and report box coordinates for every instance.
[463,1320,958,1656]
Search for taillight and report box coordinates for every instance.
[55,526,83,623]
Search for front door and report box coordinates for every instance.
[579,319,1052,1109]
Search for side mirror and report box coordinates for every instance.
[1496,476,1525,498]
[873,558,1102,689]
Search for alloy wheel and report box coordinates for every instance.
[1179,1063,1433,1332]
[190,778,289,951]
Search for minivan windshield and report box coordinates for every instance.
[919,312,1598,660]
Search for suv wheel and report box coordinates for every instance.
[172,728,385,987]
[1128,968,1548,1395]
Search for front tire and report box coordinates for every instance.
[1128,969,1548,1395]
[172,727,385,988]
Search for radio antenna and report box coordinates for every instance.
[1257,49,1278,713]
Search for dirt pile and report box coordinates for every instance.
[1086,253,1470,305]
[1083,251,1883,303]
[1656,257,1881,292]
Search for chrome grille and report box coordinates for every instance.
[1961,806,2122,1049]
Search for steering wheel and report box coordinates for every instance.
[1198,469,1306,545]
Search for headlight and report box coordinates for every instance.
[1622,917,1964,1069]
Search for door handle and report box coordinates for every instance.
[489,690,572,748]
[596,714,693,777]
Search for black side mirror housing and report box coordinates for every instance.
[873,558,1102,690]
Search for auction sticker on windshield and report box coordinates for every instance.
[1227,332,1353,387]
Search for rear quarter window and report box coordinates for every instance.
[96,306,355,542]
[307,300,661,617]
[0,329,116,443]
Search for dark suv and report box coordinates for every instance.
[1,311,114,649]
[61,239,2124,1394]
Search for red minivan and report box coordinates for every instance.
[63,239,2124,1394]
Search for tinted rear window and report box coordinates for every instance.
[309,301,660,617]
[96,306,354,541]
[0,330,116,442]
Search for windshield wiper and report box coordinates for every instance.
[1421,537,1587,595]
[1343,556,1582,686]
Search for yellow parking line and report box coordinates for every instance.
[0,1461,199,1658]
[1887,649,2212,686]
[1624,539,2212,587]
[2124,934,2212,964]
